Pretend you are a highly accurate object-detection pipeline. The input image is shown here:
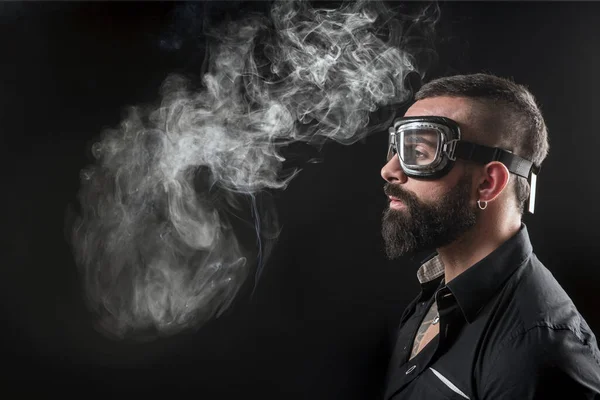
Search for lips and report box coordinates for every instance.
[388,196,405,209]
[384,183,413,210]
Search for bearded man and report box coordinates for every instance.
[380,73,600,399]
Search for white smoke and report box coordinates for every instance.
[68,0,436,339]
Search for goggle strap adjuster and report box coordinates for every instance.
[443,139,459,161]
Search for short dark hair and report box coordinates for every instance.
[414,73,549,214]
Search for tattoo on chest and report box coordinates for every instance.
[410,302,439,359]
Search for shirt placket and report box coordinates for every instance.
[435,286,456,354]
[385,285,462,399]
[385,294,441,397]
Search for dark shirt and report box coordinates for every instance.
[383,224,600,399]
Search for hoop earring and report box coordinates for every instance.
[477,200,488,210]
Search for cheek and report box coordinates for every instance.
[406,181,444,204]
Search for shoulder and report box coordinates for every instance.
[477,253,600,399]
[498,253,587,335]
[479,325,600,398]
[491,253,599,361]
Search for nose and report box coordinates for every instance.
[381,155,408,184]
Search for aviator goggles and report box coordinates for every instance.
[386,116,541,213]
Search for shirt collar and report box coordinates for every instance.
[417,253,444,284]
[416,224,533,323]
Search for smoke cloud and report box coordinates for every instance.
[67,0,438,339]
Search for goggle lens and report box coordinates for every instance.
[399,128,440,167]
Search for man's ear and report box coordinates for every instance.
[476,161,510,203]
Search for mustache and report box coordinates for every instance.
[383,182,419,205]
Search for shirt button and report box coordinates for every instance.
[405,365,416,374]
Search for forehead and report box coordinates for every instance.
[404,96,481,136]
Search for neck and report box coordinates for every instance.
[437,210,521,283]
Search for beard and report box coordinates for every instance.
[381,171,478,259]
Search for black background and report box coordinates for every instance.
[3,1,600,398]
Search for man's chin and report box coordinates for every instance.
[382,231,417,260]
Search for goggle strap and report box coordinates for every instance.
[454,142,538,180]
